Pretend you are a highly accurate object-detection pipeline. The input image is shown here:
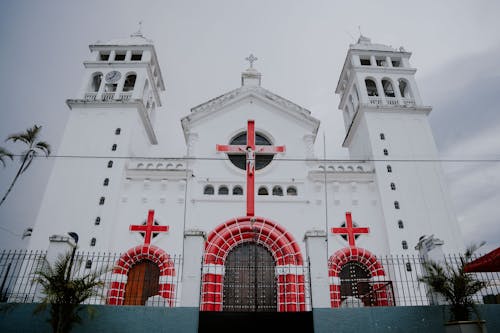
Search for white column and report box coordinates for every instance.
[304,230,330,308]
[180,229,206,307]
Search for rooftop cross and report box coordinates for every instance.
[129,210,169,245]
[245,54,258,69]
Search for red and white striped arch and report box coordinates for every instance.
[201,216,306,312]
[328,246,389,308]
[107,244,176,306]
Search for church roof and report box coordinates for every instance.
[91,31,154,47]
[181,84,320,141]
[349,35,402,53]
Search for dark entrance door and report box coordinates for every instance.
[124,260,160,305]
[223,242,277,312]
[339,261,374,306]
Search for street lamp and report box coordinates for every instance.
[67,232,79,281]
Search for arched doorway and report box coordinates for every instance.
[124,260,160,305]
[339,261,373,306]
[223,243,277,312]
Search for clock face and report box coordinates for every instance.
[105,71,121,83]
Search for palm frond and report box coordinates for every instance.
[0,147,14,167]
[35,141,51,156]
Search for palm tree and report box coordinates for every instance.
[34,252,106,333]
[419,244,488,322]
[0,125,51,207]
[0,146,13,167]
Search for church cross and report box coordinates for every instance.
[129,210,169,245]
[331,212,369,247]
[216,120,285,217]
[245,54,258,68]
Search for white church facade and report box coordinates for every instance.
[24,32,464,311]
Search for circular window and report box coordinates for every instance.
[139,220,161,239]
[227,132,274,170]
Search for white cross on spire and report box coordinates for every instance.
[245,54,258,68]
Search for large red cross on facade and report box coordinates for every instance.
[331,212,369,247]
[129,210,169,245]
[216,120,285,217]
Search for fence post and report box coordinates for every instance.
[181,229,206,307]
[304,230,330,308]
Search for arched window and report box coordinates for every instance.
[394,201,400,209]
[90,238,96,246]
[383,149,389,156]
[272,186,283,196]
[103,178,109,186]
[218,185,229,195]
[398,220,404,229]
[390,182,396,190]
[99,197,105,205]
[107,160,113,168]
[287,186,297,196]
[123,74,137,92]
[232,186,243,195]
[382,79,395,97]
[85,260,92,269]
[258,186,269,195]
[90,73,103,92]
[387,165,392,173]
[406,263,412,272]
[380,133,385,140]
[402,241,408,250]
[95,217,101,225]
[204,185,214,195]
[365,79,378,97]
[115,128,121,135]
[398,79,412,98]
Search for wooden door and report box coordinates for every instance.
[124,260,160,305]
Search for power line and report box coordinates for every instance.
[6,154,500,163]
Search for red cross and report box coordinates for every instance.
[331,212,369,247]
[216,120,285,217]
[129,210,169,245]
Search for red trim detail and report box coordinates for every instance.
[331,212,369,247]
[106,244,176,306]
[129,210,169,245]
[328,246,389,308]
[201,216,305,312]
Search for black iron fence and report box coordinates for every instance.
[1,249,499,308]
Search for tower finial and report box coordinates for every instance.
[131,20,143,37]
[245,54,258,69]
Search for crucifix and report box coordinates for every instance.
[216,120,285,217]
[129,210,169,245]
[331,212,369,247]
[245,54,258,69]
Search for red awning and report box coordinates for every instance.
[464,247,500,272]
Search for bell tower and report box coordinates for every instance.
[334,36,464,254]
[28,31,166,252]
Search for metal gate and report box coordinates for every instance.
[223,242,277,312]
[339,261,375,306]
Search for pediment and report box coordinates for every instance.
[181,86,320,140]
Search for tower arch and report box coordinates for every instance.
[201,216,306,312]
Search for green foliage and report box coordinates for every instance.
[0,147,13,167]
[0,124,51,207]
[419,244,488,322]
[34,252,106,333]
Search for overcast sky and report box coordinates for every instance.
[0,1,499,253]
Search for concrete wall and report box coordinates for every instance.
[1,304,498,333]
